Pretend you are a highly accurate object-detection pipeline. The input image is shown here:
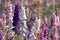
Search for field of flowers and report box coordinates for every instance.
[0,0,60,40]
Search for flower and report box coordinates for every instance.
[44,17,48,24]
[24,32,31,40]
[0,31,2,40]
[30,13,36,22]
[13,3,21,26]
[12,27,21,35]
[6,1,13,25]
[24,36,29,40]
[0,18,4,26]
[27,21,33,31]
[35,37,40,40]
[53,36,58,40]
[51,13,57,26]
[44,30,48,37]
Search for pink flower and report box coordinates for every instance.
[6,1,12,19]
[44,17,48,24]
[51,13,57,26]
[0,18,3,26]
[35,37,40,40]
[53,36,58,40]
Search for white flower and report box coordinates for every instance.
[8,30,15,38]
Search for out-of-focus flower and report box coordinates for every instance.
[53,36,58,40]
[41,22,46,31]
[2,13,6,26]
[6,1,13,25]
[24,36,29,40]
[34,0,40,5]
[44,29,48,38]
[30,13,36,22]
[40,31,44,37]
[27,21,33,31]
[12,27,21,35]
[6,1,12,19]
[0,18,3,26]
[13,3,21,26]
[12,3,22,35]
[35,37,40,40]
[24,32,31,40]
[51,12,57,26]
[0,31,2,40]
[44,17,48,24]
[44,17,48,37]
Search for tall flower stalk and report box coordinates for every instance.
[6,1,13,27]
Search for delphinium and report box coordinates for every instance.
[51,22,57,40]
[44,17,49,40]
[26,7,36,40]
[51,12,57,27]
[27,8,36,31]
[55,9,60,40]
[24,32,30,40]
[39,19,48,40]
[27,21,33,32]
[1,13,6,27]
[6,0,13,27]
[40,30,45,40]
[53,26,58,40]
[12,1,24,39]
[13,3,21,27]
[50,12,59,40]
[0,18,4,27]
[24,35,28,40]
[30,12,36,22]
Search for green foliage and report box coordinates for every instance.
[11,0,17,4]
[55,3,60,8]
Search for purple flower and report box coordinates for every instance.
[12,27,21,35]
[24,32,31,40]
[0,32,2,40]
[43,24,48,38]
[44,29,48,37]
[13,3,21,26]
[24,36,29,40]
[40,37,45,40]
[43,0,47,6]
[30,13,36,22]
[1,0,5,4]
[27,21,33,31]
[50,34,54,40]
